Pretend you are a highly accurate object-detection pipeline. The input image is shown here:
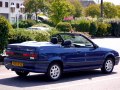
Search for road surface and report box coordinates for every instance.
[0,38,120,90]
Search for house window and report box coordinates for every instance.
[11,2,14,5]
[5,2,8,7]
[0,1,2,7]
[16,3,19,8]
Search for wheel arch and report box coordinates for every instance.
[48,60,64,69]
[105,54,115,65]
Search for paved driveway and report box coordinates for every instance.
[0,38,120,90]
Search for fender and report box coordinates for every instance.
[48,56,63,63]
[104,52,115,59]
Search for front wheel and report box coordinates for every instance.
[101,58,114,74]
[15,71,29,77]
[46,63,62,81]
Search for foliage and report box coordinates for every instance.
[110,21,120,37]
[24,0,46,21]
[8,29,50,44]
[69,0,83,17]
[48,28,60,36]
[49,0,75,24]
[103,2,117,18]
[95,22,110,37]
[116,5,120,18]
[78,19,90,32]
[34,30,50,41]
[12,20,36,28]
[85,4,100,18]
[89,22,98,36]
[56,22,72,32]
[42,19,56,27]
[8,29,34,43]
[0,16,12,54]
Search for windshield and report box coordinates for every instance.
[60,34,93,47]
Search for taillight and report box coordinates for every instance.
[6,51,14,56]
[23,53,38,59]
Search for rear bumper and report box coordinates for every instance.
[4,58,49,73]
[115,56,120,65]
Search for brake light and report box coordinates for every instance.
[23,53,30,57]
[6,51,14,56]
[23,53,38,59]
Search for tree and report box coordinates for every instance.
[24,0,46,21]
[103,2,117,18]
[69,0,83,18]
[116,5,120,18]
[84,4,100,18]
[0,16,12,54]
[49,0,75,24]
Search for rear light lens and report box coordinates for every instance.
[6,51,14,56]
[23,53,38,59]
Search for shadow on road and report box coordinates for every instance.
[0,70,117,88]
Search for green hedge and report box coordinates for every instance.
[12,19,36,28]
[110,21,120,37]
[95,22,110,37]
[8,29,60,44]
[56,22,72,32]
[0,15,12,54]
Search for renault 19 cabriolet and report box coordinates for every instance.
[4,33,120,81]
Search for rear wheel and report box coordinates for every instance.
[46,63,62,81]
[101,58,114,74]
[15,71,29,77]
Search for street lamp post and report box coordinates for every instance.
[100,0,103,18]
[10,4,25,29]
[16,4,25,29]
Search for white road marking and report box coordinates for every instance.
[0,73,15,76]
[45,76,120,90]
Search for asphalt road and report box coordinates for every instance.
[0,38,120,90]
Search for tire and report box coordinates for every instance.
[15,71,29,77]
[101,58,114,74]
[46,63,62,81]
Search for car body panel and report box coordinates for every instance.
[4,33,120,73]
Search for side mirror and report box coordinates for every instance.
[94,44,99,49]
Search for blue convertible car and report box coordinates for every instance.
[4,33,120,80]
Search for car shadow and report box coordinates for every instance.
[0,70,117,88]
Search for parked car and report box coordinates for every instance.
[4,33,120,81]
[27,26,50,31]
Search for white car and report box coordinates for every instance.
[27,26,50,31]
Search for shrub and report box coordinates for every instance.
[56,22,72,32]
[89,22,98,36]
[0,15,12,54]
[95,22,110,37]
[78,19,90,32]
[8,29,34,43]
[12,19,36,28]
[71,19,90,32]
[34,31,50,42]
[47,28,60,36]
[8,29,50,44]
[42,20,55,27]
[110,21,120,37]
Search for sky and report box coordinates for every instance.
[94,0,120,5]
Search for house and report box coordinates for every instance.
[79,0,96,7]
[0,0,26,23]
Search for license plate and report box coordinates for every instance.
[12,61,23,67]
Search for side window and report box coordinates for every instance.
[73,36,93,48]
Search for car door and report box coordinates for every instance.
[73,35,104,67]
[62,47,86,69]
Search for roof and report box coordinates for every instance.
[79,0,96,7]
